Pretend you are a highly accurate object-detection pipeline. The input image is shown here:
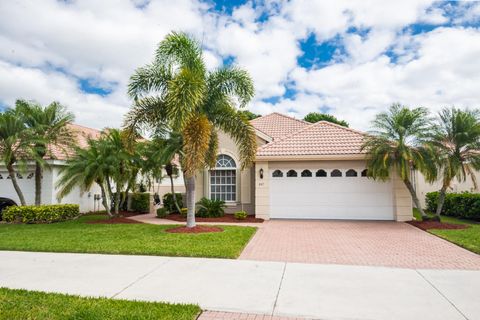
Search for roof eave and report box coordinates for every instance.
[255,154,367,161]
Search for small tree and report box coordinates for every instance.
[0,110,35,205]
[428,107,480,217]
[16,100,75,205]
[361,104,437,220]
[303,112,349,127]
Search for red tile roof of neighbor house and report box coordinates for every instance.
[253,116,367,157]
[47,123,101,160]
[250,112,310,140]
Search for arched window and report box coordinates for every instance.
[346,169,357,177]
[16,173,23,179]
[210,154,236,202]
[331,169,342,177]
[361,169,368,177]
[272,170,283,177]
[316,169,327,177]
[286,169,297,177]
[301,169,312,177]
[27,172,34,179]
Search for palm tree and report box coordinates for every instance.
[0,110,35,205]
[56,138,114,216]
[125,31,256,228]
[16,100,75,205]
[428,107,480,217]
[361,104,437,220]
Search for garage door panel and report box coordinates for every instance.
[269,169,394,220]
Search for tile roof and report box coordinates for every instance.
[47,123,101,160]
[250,112,309,140]
[256,120,367,157]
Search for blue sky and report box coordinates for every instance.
[0,0,479,130]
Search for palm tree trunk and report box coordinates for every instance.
[114,182,121,216]
[7,164,26,205]
[436,184,449,217]
[169,174,182,213]
[34,162,42,205]
[185,176,196,228]
[403,178,427,219]
[98,182,112,217]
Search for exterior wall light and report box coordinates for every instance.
[259,168,264,179]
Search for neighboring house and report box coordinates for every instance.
[197,112,413,221]
[414,170,480,209]
[0,124,102,212]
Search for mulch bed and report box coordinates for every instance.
[407,220,470,231]
[164,213,264,223]
[86,216,144,224]
[165,225,223,233]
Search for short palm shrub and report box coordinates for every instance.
[156,207,168,218]
[196,197,226,218]
[162,193,183,213]
[131,192,150,213]
[234,210,248,220]
[3,204,80,224]
[426,192,480,221]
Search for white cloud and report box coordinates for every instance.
[0,0,479,132]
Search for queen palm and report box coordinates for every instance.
[361,104,437,220]
[125,31,256,228]
[428,107,480,217]
[16,100,74,205]
[0,110,36,205]
[56,138,114,216]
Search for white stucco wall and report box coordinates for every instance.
[0,162,100,213]
[414,170,480,209]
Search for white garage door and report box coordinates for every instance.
[269,168,394,220]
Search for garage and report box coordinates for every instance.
[269,166,394,220]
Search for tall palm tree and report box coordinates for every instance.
[125,31,256,228]
[361,104,437,220]
[56,138,114,216]
[0,110,36,205]
[16,100,75,205]
[428,107,480,217]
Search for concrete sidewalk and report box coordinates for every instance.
[1,251,479,320]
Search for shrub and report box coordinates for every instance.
[196,197,226,218]
[131,193,150,213]
[180,208,188,218]
[2,204,80,224]
[156,207,168,218]
[162,193,183,213]
[426,191,480,221]
[234,210,248,220]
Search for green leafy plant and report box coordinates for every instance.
[234,210,248,220]
[426,192,480,221]
[162,193,184,213]
[156,207,168,218]
[130,192,150,213]
[180,208,188,218]
[196,197,226,218]
[3,204,80,224]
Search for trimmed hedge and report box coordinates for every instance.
[2,204,80,224]
[162,193,183,213]
[130,193,150,213]
[426,192,480,221]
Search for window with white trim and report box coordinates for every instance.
[210,154,236,202]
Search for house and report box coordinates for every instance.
[195,112,413,221]
[0,124,102,212]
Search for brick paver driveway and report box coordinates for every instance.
[240,220,480,269]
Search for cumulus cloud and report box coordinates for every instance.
[0,0,479,131]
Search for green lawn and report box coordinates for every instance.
[0,287,200,320]
[413,209,480,254]
[0,215,256,258]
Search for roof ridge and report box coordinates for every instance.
[69,123,102,134]
[270,112,310,125]
[258,120,366,151]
